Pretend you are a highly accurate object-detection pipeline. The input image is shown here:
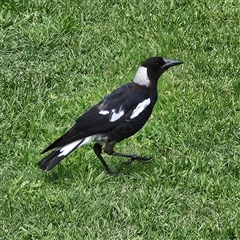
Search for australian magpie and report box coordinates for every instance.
[38,56,183,174]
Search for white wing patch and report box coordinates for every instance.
[58,140,82,157]
[99,110,109,115]
[109,107,124,122]
[78,136,94,147]
[133,66,151,87]
[130,98,151,119]
[58,134,108,157]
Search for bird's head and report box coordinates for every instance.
[133,56,183,87]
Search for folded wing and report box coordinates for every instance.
[41,83,150,153]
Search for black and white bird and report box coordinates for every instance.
[38,57,183,174]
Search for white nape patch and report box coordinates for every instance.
[58,140,82,157]
[133,66,151,87]
[130,98,151,119]
[109,108,124,122]
[99,110,109,115]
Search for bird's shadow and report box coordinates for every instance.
[39,158,152,183]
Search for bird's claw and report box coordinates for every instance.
[122,159,135,165]
[135,156,152,163]
[107,169,122,176]
[122,156,152,165]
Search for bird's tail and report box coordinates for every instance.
[38,139,85,171]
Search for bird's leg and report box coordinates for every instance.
[104,141,151,165]
[93,143,114,175]
[112,152,152,165]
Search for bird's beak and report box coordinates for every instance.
[163,58,183,69]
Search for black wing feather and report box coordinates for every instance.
[42,83,150,153]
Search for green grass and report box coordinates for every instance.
[1,0,239,239]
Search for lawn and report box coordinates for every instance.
[0,0,239,239]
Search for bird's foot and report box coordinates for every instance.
[112,152,152,165]
[122,155,152,165]
[107,169,122,176]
